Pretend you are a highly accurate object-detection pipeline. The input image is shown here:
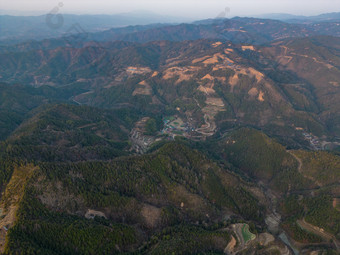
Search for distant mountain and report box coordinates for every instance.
[0,12,184,45]
[256,12,340,23]
[2,14,340,49]
[2,16,340,55]
[79,17,340,44]
[312,12,340,21]
[255,13,306,20]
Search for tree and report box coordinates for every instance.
[144,118,158,135]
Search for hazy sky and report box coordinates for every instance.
[2,0,340,18]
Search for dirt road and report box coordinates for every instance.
[297,218,340,251]
[287,151,322,187]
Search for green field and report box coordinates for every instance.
[242,224,256,243]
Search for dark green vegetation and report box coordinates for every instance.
[281,195,323,244]
[6,191,138,254]
[281,194,340,241]
[304,195,340,237]
[0,157,15,194]
[3,142,263,254]
[0,83,78,141]
[292,150,340,186]
[217,128,314,193]
[1,121,339,253]
[3,104,140,161]
[144,118,159,135]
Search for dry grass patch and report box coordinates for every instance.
[141,204,161,228]
[258,91,265,102]
[248,87,259,97]
[242,46,255,51]
[198,85,215,95]
[132,80,152,96]
[212,42,223,47]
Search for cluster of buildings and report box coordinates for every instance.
[161,116,195,139]
[302,132,322,150]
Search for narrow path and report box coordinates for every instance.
[70,96,82,105]
[287,151,322,187]
[288,151,302,172]
[333,198,340,212]
[297,219,340,251]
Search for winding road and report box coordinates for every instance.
[297,219,340,251]
[287,151,322,187]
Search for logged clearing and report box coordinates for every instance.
[330,81,340,87]
[276,48,335,70]
[205,97,225,107]
[132,80,152,96]
[198,85,215,95]
[248,87,259,97]
[170,185,209,213]
[224,57,235,63]
[192,56,210,64]
[224,48,234,54]
[226,29,247,33]
[258,233,275,246]
[85,209,107,219]
[141,204,161,228]
[202,74,214,80]
[258,91,265,102]
[248,88,265,102]
[202,53,225,65]
[224,235,236,254]
[228,69,248,90]
[242,45,255,51]
[248,67,264,82]
[212,42,223,47]
[126,66,152,75]
[229,67,264,91]
[163,66,200,83]
[229,73,240,87]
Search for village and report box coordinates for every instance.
[296,127,340,151]
[161,116,196,139]
[129,114,219,154]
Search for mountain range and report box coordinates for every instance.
[0,12,339,254]
[1,12,340,45]
[0,11,185,45]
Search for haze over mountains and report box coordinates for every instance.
[256,12,340,23]
[0,10,340,254]
[1,12,340,44]
[0,11,186,44]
